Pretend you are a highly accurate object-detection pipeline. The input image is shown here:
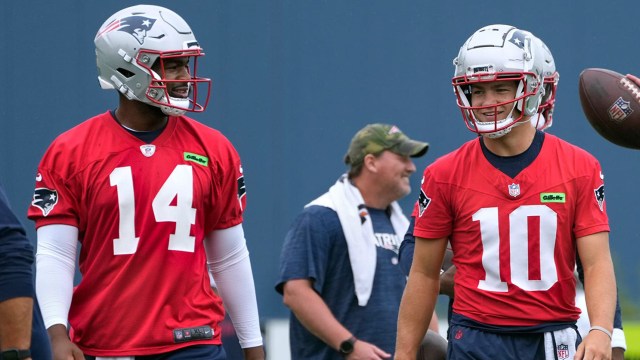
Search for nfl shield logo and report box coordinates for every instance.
[508,183,520,197]
[140,144,156,157]
[556,344,569,360]
[608,97,633,122]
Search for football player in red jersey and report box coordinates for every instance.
[395,24,617,360]
[399,32,628,359]
[28,5,264,360]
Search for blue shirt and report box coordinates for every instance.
[0,184,52,358]
[276,205,406,359]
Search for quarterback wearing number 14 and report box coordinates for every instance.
[26,4,263,358]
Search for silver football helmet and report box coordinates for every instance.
[94,5,211,116]
[452,24,545,138]
[530,35,559,131]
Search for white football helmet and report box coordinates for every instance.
[94,5,211,116]
[530,36,559,131]
[452,24,545,138]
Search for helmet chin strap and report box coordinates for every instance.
[481,102,520,139]
[484,115,533,138]
[161,104,187,116]
[158,83,191,116]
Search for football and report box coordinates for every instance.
[578,68,640,149]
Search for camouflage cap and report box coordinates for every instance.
[344,124,429,165]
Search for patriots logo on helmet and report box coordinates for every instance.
[594,184,605,211]
[118,16,157,45]
[418,190,431,217]
[97,16,157,45]
[508,30,527,49]
[32,188,59,216]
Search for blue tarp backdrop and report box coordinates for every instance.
[2,0,639,323]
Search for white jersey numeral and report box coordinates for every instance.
[474,205,558,292]
[110,165,197,255]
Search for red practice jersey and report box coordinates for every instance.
[413,134,609,326]
[28,112,246,355]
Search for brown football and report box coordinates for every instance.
[579,68,640,149]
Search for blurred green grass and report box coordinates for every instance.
[626,321,640,359]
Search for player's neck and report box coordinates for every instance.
[482,120,536,157]
[115,101,168,132]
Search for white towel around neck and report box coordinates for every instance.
[306,174,409,306]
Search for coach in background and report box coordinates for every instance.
[0,183,51,360]
[276,124,442,359]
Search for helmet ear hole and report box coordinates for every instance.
[117,68,135,78]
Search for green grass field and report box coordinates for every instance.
[625,322,640,359]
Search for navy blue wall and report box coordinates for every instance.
[2,0,639,321]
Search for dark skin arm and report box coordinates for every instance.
[242,346,265,360]
[612,347,624,360]
[439,248,455,298]
[47,324,84,360]
[0,297,32,353]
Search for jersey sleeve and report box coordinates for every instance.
[27,142,80,228]
[413,168,452,239]
[573,158,609,238]
[208,138,246,231]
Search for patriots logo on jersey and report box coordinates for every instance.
[237,175,246,200]
[418,189,431,217]
[594,184,605,211]
[32,188,59,216]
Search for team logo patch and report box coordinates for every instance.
[184,152,208,166]
[418,190,430,217]
[608,97,633,122]
[237,175,246,199]
[508,183,520,197]
[358,204,369,225]
[556,344,569,360]
[594,184,605,211]
[140,144,156,157]
[32,188,59,216]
